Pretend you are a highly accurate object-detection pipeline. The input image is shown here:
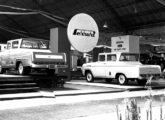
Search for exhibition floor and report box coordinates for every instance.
[0,89,165,120]
[0,77,165,120]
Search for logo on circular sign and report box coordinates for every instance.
[67,13,99,53]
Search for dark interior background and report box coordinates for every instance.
[0,0,164,44]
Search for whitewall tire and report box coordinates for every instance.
[86,72,94,82]
[117,74,128,85]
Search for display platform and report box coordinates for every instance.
[0,72,67,95]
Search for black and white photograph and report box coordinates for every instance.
[0,0,165,120]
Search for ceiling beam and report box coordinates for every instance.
[155,0,165,6]
[4,15,31,35]
[0,0,30,40]
[2,15,51,38]
[128,19,165,30]
[112,0,151,9]
[120,6,165,30]
[101,0,127,33]
[32,0,68,26]
[123,7,165,22]
[87,0,151,17]
[32,0,53,13]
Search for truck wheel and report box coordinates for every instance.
[18,63,30,75]
[105,78,112,83]
[18,63,25,75]
[137,80,147,85]
[160,63,164,72]
[0,65,6,74]
[86,72,94,82]
[117,74,128,85]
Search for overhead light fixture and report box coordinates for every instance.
[103,21,108,28]
[134,6,137,13]
[134,0,137,13]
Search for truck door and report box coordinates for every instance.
[3,42,12,67]
[93,54,106,77]
[9,41,19,67]
[104,54,117,77]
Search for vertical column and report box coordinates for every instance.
[50,27,71,81]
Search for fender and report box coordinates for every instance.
[16,58,32,67]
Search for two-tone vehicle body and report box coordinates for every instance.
[81,52,161,85]
[0,38,67,75]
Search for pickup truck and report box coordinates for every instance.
[0,38,67,75]
[81,52,161,85]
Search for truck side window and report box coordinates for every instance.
[107,54,116,61]
[12,41,19,49]
[99,55,105,61]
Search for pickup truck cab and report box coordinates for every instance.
[0,38,67,75]
[81,52,161,85]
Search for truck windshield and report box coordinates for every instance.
[21,39,49,49]
[119,53,139,61]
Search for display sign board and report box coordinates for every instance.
[111,35,139,53]
[67,13,99,53]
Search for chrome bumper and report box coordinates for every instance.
[31,63,68,69]
[138,74,160,80]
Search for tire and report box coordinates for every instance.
[105,78,112,83]
[18,63,30,75]
[85,71,94,82]
[137,80,147,85]
[160,63,164,72]
[117,74,128,85]
[0,65,6,74]
[47,69,55,75]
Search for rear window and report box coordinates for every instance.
[21,39,49,49]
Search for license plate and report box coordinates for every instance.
[49,65,55,69]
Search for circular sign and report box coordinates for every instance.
[67,13,99,53]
